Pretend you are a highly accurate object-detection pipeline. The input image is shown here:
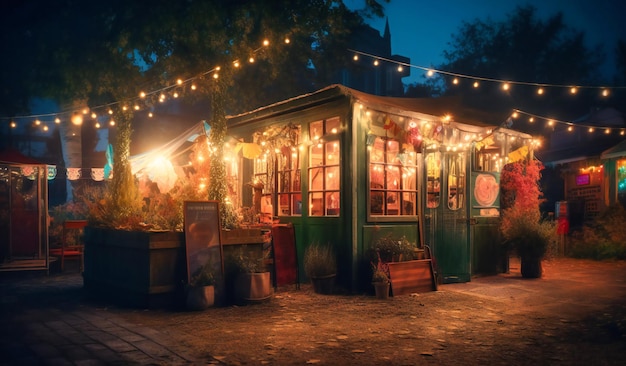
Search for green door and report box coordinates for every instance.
[423,150,470,283]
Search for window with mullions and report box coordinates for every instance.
[252,155,273,215]
[277,138,302,216]
[308,117,341,217]
[369,137,418,217]
[447,152,466,210]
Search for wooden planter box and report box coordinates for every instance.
[388,259,437,296]
[83,227,186,308]
[221,228,266,245]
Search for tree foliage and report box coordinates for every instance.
[0,0,388,116]
[433,5,605,121]
[1,1,389,228]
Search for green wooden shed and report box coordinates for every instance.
[225,85,535,291]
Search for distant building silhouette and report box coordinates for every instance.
[334,19,410,96]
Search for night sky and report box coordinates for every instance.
[347,0,626,84]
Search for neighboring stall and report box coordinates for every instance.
[0,149,53,272]
[225,85,535,291]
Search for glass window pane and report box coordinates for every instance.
[385,140,400,163]
[310,120,323,141]
[326,166,340,190]
[310,192,324,216]
[426,152,441,208]
[326,116,341,135]
[326,192,339,215]
[386,165,400,190]
[310,167,323,191]
[293,194,302,215]
[326,142,339,164]
[371,191,384,214]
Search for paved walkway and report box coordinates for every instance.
[0,271,218,365]
[1,258,625,365]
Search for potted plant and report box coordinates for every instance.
[371,252,390,300]
[500,160,556,278]
[369,235,436,295]
[225,247,272,304]
[503,214,555,278]
[186,260,216,310]
[303,243,337,294]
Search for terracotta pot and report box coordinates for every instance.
[311,274,336,295]
[372,281,390,299]
[520,256,543,278]
[234,272,272,302]
[186,285,215,310]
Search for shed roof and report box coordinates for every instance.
[0,148,47,165]
[228,84,517,132]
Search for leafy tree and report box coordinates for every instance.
[432,5,605,124]
[1,0,388,228]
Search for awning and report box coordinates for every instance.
[601,140,626,160]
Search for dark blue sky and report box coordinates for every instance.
[347,0,626,84]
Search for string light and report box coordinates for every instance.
[2,37,290,128]
[348,48,626,94]
[513,109,625,135]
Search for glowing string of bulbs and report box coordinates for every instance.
[1,38,291,130]
[349,49,626,95]
[350,49,626,136]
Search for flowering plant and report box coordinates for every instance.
[371,251,390,283]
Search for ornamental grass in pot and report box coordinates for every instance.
[303,243,337,295]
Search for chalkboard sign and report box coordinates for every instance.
[183,201,224,286]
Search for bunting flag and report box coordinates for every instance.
[507,145,529,163]
[234,142,263,159]
[91,168,105,181]
[475,135,495,150]
[47,166,57,180]
[104,144,113,180]
[383,115,402,137]
[67,168,81,180]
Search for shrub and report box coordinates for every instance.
[370,234,416,263]
[568,205,626,260]
[303,243,336,278]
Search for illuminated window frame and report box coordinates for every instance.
[308,117,341,217]
[368,136,419,220]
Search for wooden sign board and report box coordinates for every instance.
[183,201,224,286]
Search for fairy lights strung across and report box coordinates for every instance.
[2,37,285,132]
[512,109,626,136]
[351,48,626,138]
[349,49,626,97]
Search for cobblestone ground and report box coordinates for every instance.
[114,258,626,365]
[1,258,625,365]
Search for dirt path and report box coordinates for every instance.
[115,258,626,365]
